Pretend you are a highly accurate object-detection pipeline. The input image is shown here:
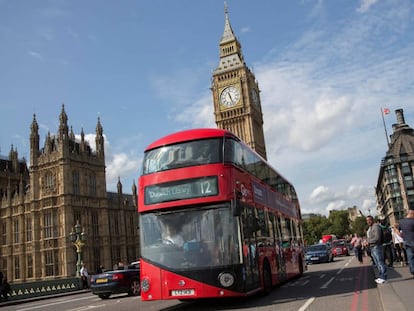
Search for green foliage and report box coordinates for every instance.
[302,215,330,245]
[302,210,366,245]
[350,216,368,237]
[327,210,351,237]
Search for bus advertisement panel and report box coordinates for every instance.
[138,128,305,301]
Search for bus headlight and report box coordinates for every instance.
[218,272,235,288]
[141,277,150,293]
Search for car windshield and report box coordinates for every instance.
[140,204,242,270]
[307,245,327,252]
[333,240,345,246]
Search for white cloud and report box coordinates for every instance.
[173,93,216,128]
[357,0,378,13]
[28,51,42,60]
[80,133,141,190]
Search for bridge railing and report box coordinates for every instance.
[3,277,84,302]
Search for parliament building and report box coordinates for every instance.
[0,105,140,283]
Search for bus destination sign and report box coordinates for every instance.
[144,176,218,205]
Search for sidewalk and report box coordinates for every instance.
[376,263,413,311]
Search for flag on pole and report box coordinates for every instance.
[383,108,390,115]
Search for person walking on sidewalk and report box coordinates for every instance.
[399,209,414,277]
[351,233,363,263]
[379,219,394,267]
[365,215,387,284]
[80,264,89,289]
[392,224,407,266]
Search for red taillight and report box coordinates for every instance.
[112,273,124,281]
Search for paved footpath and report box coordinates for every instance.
[376,263,413,311]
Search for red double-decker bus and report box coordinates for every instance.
[138,128,305,301]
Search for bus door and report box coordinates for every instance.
[272,214,286,281]
[241,207,260,291]
[280,217,296,277]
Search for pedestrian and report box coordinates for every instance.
[365,215,387,284]
[80,264,89,289]
[350,233,363,263]
[379,219,394,267]
[398,209,414,277]
[1,277,11,301]
[392,224,407,266]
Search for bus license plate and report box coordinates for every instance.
[171,289,195,296]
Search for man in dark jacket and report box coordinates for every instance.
[379,219,394,267]
[366,215,387,284]
[399,209,414,277]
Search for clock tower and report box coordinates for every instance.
[212,4,267,160]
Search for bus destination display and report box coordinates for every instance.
[144,176,218,205]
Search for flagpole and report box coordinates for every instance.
[381,107,390,147]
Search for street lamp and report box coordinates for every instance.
[69,221,86,276]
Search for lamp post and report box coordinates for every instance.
[69,221,86,276]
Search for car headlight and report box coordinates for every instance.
[218,272,235,288]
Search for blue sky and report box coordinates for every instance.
[1,0,413,217]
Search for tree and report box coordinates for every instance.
[302,215,329,245]
[327,210,351,238]
[350,216,368,237]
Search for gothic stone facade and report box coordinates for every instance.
[0,105,140,283]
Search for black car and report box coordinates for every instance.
[305,244,333,264]
[90,261,140,299]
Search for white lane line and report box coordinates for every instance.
[320,276,335,289]
[298,297,315,311]
[16,296,95,311]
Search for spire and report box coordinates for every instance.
[31,113,39,134]
[59,103,68,125]
[96,116,103,136]
[70,126,75,140]
[215,2,244,73]
[95,116,104,158]
[59,103,69,140]
[220,2,237,44]
[117,177,122,194]
[30,113,40,164]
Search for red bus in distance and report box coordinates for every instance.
[138,128,305,301]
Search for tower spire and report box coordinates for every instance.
[221,1,236,44]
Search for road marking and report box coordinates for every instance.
[319,274,325,278]
[16,296,95,311]
[298,297,315,311]
[337,267,344,275]
[320,276,335,289]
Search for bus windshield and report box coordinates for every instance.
[142,138,222,175]
[140,204,242,269]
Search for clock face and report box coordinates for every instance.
[220,86,240,107]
